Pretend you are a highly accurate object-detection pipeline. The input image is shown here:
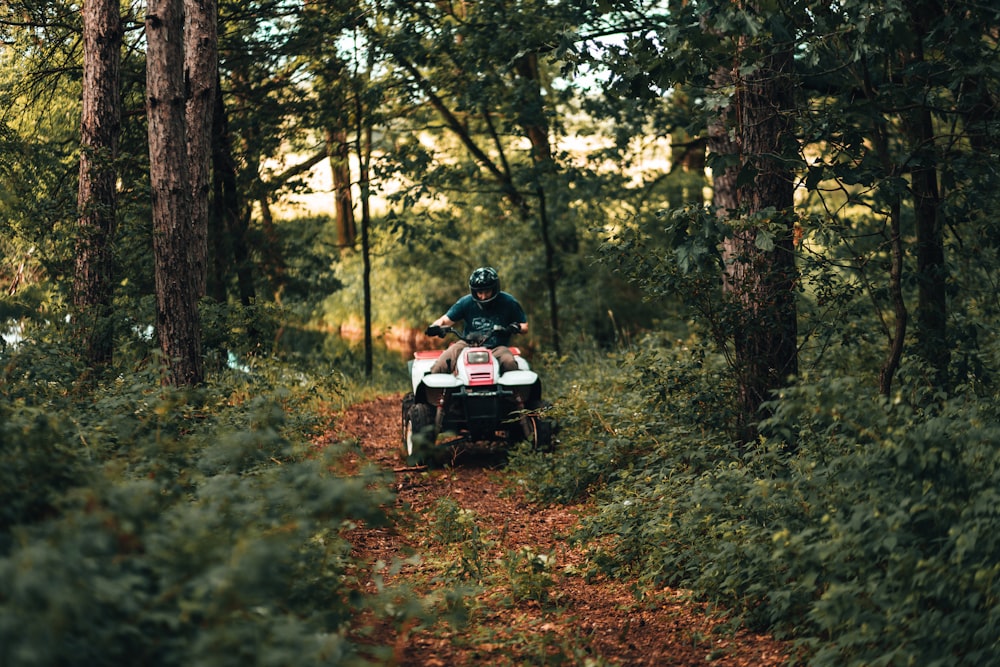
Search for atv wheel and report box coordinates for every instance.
[520,400,555,451]
[508,408,555,452]
[402,403,437,465]
[526,414,554,452]
[400,393,414,439]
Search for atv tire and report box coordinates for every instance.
[402,402,437,465]
[508,400,555,452]
[527,414,554,451]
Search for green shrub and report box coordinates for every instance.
[0,405,90,544]
[513,333,1000,666]
[762,381,1000,666]
[0,357,408,667]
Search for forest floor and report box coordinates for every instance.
[324,394,795,666]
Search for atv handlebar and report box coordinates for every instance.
[424,324,518,345]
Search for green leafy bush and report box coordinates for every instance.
[0,405,89,543]
[761,381,1000,666]
[0,352,407,667]
[512,333,1000,666]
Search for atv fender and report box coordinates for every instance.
[422,372,464,389]
[497,370,538,386]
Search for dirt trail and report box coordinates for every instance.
[327,394,793,666]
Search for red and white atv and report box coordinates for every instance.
[401,326,554,465]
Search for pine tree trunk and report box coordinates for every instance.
[714,40,798,444]
[905,13,948,385]
[184,0,218,300]
[514,51,562,354]
[146,0,203,385]
[209,80,256,308]
[74,0,121,367]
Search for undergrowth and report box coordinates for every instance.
[6,315,1000,666]
[404,495,608,664]
[508,333,1000,666]
[0,335,416,667]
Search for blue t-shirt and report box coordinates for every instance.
[446,292,526,348]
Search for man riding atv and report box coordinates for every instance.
[402,267,552,464]
[425,266,527,374]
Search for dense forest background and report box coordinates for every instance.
[2,0,1000,665]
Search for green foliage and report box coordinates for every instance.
[0,313,92,393]
[760,382,1000,666]
[426,497,491,584]
[509,330,1000,666]
[506,344,655,504]
[3,0,1000,663]
[269,216,344,317]
[0,403,88,543]
[0,344,413,667]
[494,547,558,607]
[597,208,746,364]
[429,496,479,545]
[199,298,285,363]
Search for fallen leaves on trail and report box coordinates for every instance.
[322,394,793,666]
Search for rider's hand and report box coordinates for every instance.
[507,323,521,334]
[425,325,444,338]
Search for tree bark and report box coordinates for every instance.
[359,121,373,377]
[861,61,909,397]
[714,35,799,444]
[325,127,356,248]
[209,80,256,308]
[147,0,203,385]
[879,199,907,396]
[184,0,218,300]
[905,8,948,385]
[910,105,947,383]
[74,0,122,367]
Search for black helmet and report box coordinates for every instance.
[469,266,500,304]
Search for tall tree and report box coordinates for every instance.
[185,0,218,299]
[326,127,356,248]
[512,49,563,354]
[146,0,203,384]
[74,0,122,367]
[214,0,319,301]
[715,7,799,443]
[208,80,256,307]
[588,0,1000,411]
[796,0,1000,393]
[589,0,800,440]
[356,84,374,377]
[902,0,946,385]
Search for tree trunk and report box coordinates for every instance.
[325,127,356,248]
[879,199,907,396]
[184,0,218,299]
[905,11,948,385]
[209,80,256,308]
[359,122,373,377]
[208,81,231,304]
[74,0,122,367]
[707,49,740,214]
[910,106,947,383]
[256,193,287,296]
[714,39,798,444]
[514,52,562,354]
[146,0,203,385]
[863,62,909,397]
